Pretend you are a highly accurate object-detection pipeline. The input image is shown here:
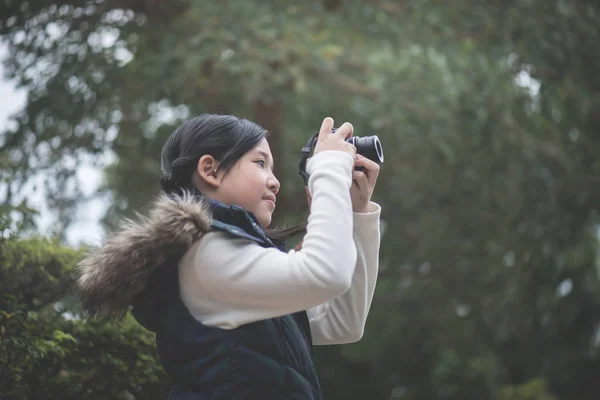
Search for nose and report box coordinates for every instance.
[268,173,280,195]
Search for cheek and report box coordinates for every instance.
[231,172,261,200]
[243,169,267,190]
[223,166,269,208]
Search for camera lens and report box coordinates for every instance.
[347,136,384,164]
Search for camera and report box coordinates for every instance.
[298,128,384,185]
[332,128,384,165]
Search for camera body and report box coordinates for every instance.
[298,128,384,185]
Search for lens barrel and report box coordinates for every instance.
[346,135,384,164]
[330,128,384,164]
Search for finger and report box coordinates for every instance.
[354,156,380,173]
[354,157,379,185]
[352,170,369,190]
[318,117,334,142]
[347,142,358,155]
[333,122,353,140]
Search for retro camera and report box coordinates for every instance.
[298,128,384,185]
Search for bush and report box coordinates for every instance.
[499,379,557,400]
[0,234,170,399]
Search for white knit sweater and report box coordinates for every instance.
[178,150,381,345]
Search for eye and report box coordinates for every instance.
[255,160,265,168]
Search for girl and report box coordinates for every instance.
[77,114,381,399]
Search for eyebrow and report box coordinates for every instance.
[255,149,274,170]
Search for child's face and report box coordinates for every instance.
[214,138,280,228]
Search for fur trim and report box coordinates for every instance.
[76,191,211,320]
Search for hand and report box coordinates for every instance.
[313,117,357,159]
[350,154,380,213]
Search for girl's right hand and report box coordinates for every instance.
[313,117,357,159]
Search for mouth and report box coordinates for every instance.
[263,196,276,208]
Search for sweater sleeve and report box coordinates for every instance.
[178,150,358,329]
[306,202,381,345]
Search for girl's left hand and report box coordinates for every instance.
[350,154,380,213]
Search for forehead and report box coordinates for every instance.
[250,138,272,158]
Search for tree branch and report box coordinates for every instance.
[558,175,600,208]
[306,67,378,98]
[366,0,403,14]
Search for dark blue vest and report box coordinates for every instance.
[131,196,323,400]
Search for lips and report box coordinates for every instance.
[263,195,276,207]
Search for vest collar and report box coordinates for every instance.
[187,188,276,248]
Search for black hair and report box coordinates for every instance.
[160,114,267,193]
[160,113,305,242]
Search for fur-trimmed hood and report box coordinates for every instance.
[76,192,212,321]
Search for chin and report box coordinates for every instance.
[260,220,271,230]
[258,216,272,230]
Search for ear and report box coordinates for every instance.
[196,155,221,189]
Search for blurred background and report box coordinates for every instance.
[1,1,600,399]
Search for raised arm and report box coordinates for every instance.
[307,202,381,344]
[179,148,359,329]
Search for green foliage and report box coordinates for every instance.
[0,224,169,399]
[499,379,557,400]
[1,237,78,309]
